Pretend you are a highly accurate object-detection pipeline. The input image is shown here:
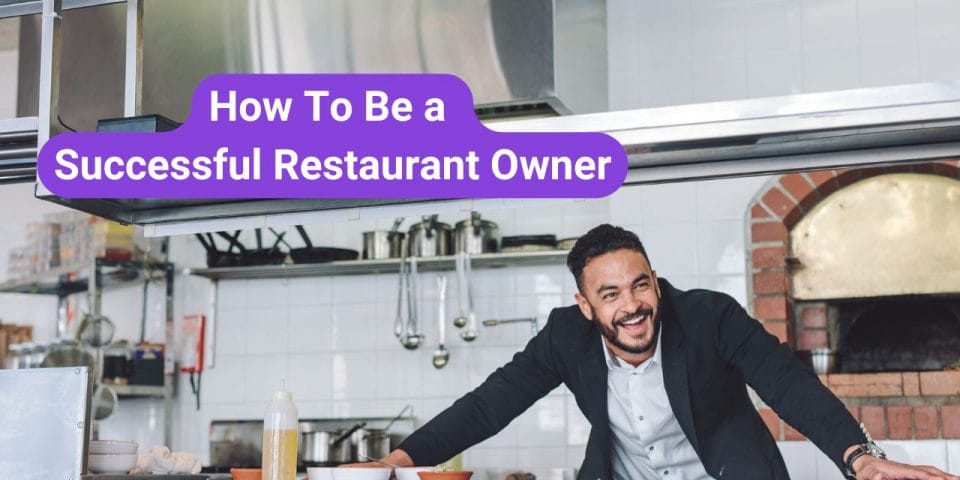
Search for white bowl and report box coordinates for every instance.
[330,467,391,480]
[88,453,138,474]
[307,467,337,480]
[396,467,436,480]
[89,439,139,455]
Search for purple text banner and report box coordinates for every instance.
[38,74,627,199]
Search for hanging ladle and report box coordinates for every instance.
[453,252,468,329]
[460,253,478,342]
[394,249,407,339]
[401,257,423,349]
[433,276,450,369]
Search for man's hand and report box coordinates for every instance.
[846,446,960,480]
[338,449,415,469]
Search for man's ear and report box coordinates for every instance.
[575,292,593,321]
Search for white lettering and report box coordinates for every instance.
[55,148,79,180]
[209,90,236,122]
[491,148,517,180]
[303,90,331,121]
[366,90,389,121]
[275,149,299,180]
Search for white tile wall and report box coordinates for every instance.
[608,0,960,110]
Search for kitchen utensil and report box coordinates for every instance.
[401,257,423,349]
[453,211,499,254]
[453,253,468,329]
[242,228,285,266]
[92,383,118,420]
[500,234,557,253]
[408,215,453,257]
[460,255,478,342]
[363,217,406,259]
[354,404,411,461]
[301,422,367,465]
[78,313,116,348]
[87,453,138,474]
[354,428,392,462]
[416,472,473,480]
[40,341,95,369]
[216,231,247,254]
[433,276,450,369]
[358,454,401,468]
[290,225,360,264]
[395,251,408,339]
[557,237,579,250]
[483,318,540,338]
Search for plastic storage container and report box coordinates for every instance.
[262,383,298,480]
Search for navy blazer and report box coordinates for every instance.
[398,279,866,479]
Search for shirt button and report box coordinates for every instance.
[663,471,669,476]
[649,446,655,451]
[638,415,644,421]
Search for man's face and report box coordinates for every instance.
[575,249,661,361]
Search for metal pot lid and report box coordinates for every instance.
[454,218,498,229]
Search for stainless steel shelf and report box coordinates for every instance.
[111,384,165,398]
[0,259,168,295]
[186,250,570,280]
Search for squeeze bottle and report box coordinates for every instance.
[262,380,298,480]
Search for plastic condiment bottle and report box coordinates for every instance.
[262,380,298,480]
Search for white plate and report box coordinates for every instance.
[89,440,138,455]
[88,453,138,474]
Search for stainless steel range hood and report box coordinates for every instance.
[10,0,609,227]
[16,0,608,128]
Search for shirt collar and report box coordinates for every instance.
[600,324,662,372]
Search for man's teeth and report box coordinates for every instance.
[622,315,645,326]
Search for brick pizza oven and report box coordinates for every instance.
[746,161,960,442]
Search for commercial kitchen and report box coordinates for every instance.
[1,1,959,479]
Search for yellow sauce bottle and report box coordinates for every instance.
[262,381,298,480]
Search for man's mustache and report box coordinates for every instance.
[613,306,654,327]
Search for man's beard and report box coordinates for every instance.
[593,304,661,355]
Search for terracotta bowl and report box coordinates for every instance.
[416,471,473,480]
[230,468,262,480]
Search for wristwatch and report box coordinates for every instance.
[844,424,887,479]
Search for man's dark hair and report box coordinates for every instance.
[566,224,649,292]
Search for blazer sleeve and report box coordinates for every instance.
[711,294,867,473]
[396,309,565,466]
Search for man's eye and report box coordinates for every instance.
[603,292,617,300]
[635,282,650,291]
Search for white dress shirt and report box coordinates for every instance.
[604,333,713,480]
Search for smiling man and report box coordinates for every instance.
[356,224,958,480]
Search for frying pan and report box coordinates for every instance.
[196,233,240,268]
[289,225,359,264]
[238,228,285,266]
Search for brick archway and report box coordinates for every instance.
[746,160,960,442]
[746,160,960,347]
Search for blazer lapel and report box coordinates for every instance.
[659,293,701,453]
[579,334,609,423]
[579,329,612,477]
